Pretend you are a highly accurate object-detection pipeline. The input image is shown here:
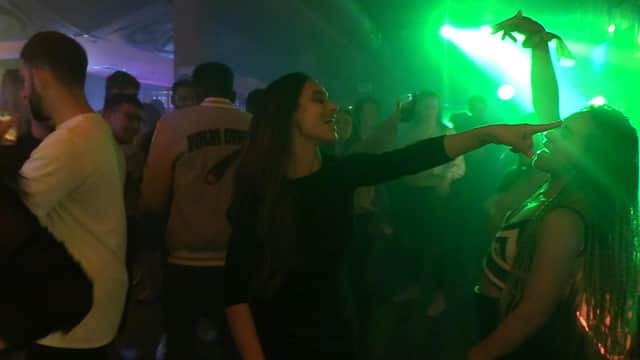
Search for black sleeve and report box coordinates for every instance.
[330,135,452,188]
[224,193,259,307]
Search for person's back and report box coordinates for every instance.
[21,113,127,348]
[164,100,251,265]
[142,61,250,359]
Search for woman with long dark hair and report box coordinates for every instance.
[222,72,557,359]
[470,12,639,360]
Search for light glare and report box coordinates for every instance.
[440,24,454,38]
[589,96,606,106]
[560,58,576,67]
[480,25,493,35]
[498,84,515,100]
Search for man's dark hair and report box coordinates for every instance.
[106,71,140,96]
[172,79,194,94]
[20,31,88,87]
[103,94,143,114]
[245,88,265,115]
[191,62,234,101]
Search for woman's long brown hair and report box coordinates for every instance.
[231,72,311,298]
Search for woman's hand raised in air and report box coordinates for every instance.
[492,10,545,42]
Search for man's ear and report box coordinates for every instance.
[30,66,52,94]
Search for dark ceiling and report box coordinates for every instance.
[1,0,639,108]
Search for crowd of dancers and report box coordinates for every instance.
[0,11,638,360]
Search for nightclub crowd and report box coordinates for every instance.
[0,11,639,360]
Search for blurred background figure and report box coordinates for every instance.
[353,97,382,141]
[106,70,141,98]
[0,69,30,137]
[333,109,354,155]
[450,95,489,132]
[378,90,465,359]
[320,108,353,157]
[103,94,144,146]
[171,79,197,110]
[0,69,50,142]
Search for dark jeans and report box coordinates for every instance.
[25,344,108,360]
[163,264,224,360]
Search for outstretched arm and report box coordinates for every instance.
[336,122,560,188]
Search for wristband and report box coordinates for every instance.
[524,31,575,63]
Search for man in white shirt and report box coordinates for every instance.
[142,62,250,359]
[17,31,128,359]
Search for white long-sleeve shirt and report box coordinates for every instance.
[20,113,128,349]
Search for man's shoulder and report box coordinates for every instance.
[41,115,116,163]
[57,113,109,137]
[36,125,74,153]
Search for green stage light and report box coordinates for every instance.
[559,58,576,67]
[608,24,616,33]
[591,43,608,67]
[440,26,531,106]
[588,96,606,106]
[498,84,515,100]
[440,24,454,38]
[440,25,587,113]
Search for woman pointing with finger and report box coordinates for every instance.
[221,72,559,360]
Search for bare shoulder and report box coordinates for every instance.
[540,207,585,229]
[537,207,585,254]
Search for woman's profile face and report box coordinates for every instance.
[292,80,338,144]
[533,112,592,174]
